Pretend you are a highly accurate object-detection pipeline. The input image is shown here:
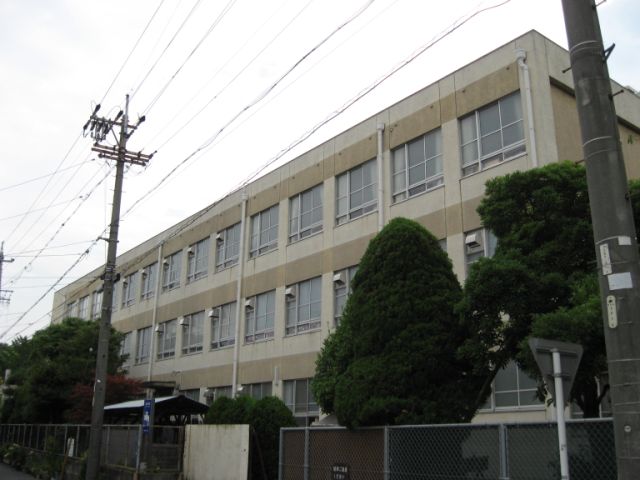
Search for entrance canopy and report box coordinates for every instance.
[104,395,209,425]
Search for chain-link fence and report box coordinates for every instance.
[280,419,615,480]
[0,423,184,473]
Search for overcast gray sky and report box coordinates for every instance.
[0,0,638,342]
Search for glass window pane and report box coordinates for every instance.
[495,361,518,391]
[350,190,363,209]
[502,121,524,147]
[495,391,518,408]
[481,131,502,155]
[363,161,375,185]
[350,168,363,191]
[462,143,478,165]
[460,116,477,143]
[392,148,405,175]
[426,155,442,179]
[425,131,442,159]
[408,164,426,185]
[393,172,406,194]
[479,103,500,135]
[500,92,522,125]
[407,138,424,167]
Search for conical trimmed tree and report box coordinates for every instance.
[312,217,484,428]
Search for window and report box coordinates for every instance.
[250,205,279,257]
[135,326,151,365]
[141,263,157,300]
[245,290,275,343]
[121,271,138,307]
[187,237,210,283]
[465,228,497,270]
[392,129,443,202]
[215,223,241,271]
[204,386,232,406]
[460,91,525,176]
[91,290,102,319]
[211,302,236,349]
[77,295,89,319]
[243,382,272,400]
[284,379,318,417]
[482,361,543,410]
[181,389,201,402]
[156,319,177,359]
[286,277,322,335]
[336,159,377,225]
[182,311,204,354]
[162,251,182,291]
[120,332,132,366]
[66,301,77,318]
[334,266,358,326]
[289,184,323,242]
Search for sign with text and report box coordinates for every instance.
[142,399,152,434]
[331,464,349,480]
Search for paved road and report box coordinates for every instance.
[0,462,37,479]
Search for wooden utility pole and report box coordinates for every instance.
[84,95,153,480]
[561,1,640,478]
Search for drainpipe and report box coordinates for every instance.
[232,191,248,398]
[377,123,385,231]
[147,242,164,383]
[516,48,538,167]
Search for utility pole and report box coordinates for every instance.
[84,95,153,480]
[561,1,640,478]
[0,242,15,305]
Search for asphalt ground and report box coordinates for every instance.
[0,462,37,479]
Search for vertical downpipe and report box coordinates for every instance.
[232,191,248,397]
[377,123,385,231]
[516,49,538,167]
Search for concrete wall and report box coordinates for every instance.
[183,424,250,480]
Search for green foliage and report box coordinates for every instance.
[205,395,256,424]
[461,162,640,416]
[204,395,295,480]
[313,217,484,428]
[0,317,125,423]
[247,396,296,480]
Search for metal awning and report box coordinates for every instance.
[104,395,209,424]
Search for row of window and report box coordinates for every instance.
[120,271,353,365]
[66,225,495,322]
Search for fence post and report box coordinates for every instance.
[278,428,285,480]
[499,423,509,480]
[384,426,390,480]
[303,427,310,480]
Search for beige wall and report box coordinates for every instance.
[183,424,249,480]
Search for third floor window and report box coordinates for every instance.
[250,205,279,258]
[392,128,443,202]
[162,251,182,292]
[289,184,323,242]
[336,159,377,225]
[215,223,240,271]
[187,237,209,283]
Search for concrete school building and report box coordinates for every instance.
[52,30,640,426]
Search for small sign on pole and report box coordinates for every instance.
[331,464,350,480]
[142,399,153,435]
[528,337,583,480]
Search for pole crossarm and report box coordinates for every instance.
[91,143,153,166]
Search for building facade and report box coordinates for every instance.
[53,31,640,425]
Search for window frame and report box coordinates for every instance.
[333,265,358,327]
[336,158,378,225]
[283,378,319,417]
[464,228,497,273]
[289,184,323,243]
[141,262,157,300]
[245,290,275,343]
[460,91,526,176]
[391,128,444,203]
[121,271,138,308]
[249,205,279,258]
[181,311,204,355]
[91,290,102,320]
[187,237,210,283]
[285,276,322,335]
[77,295,89,319]
[120,331,132,366]
[156,319,177,360]
[162,251,182,292]
[210,302,236,349]
[135,326,151,365]
[215,223,241,271]
[481,360,544,411]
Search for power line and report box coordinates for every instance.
[0,198,81,223]
[142,0,240,115]
[100,0,167,105]
[6,240,96,256]
[0,160,95,193]
[131,0,204,100]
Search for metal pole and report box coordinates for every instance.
[232,192,248,398]
[85,95,129,480]
[560,2,640,478]
[553,349,570,480]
